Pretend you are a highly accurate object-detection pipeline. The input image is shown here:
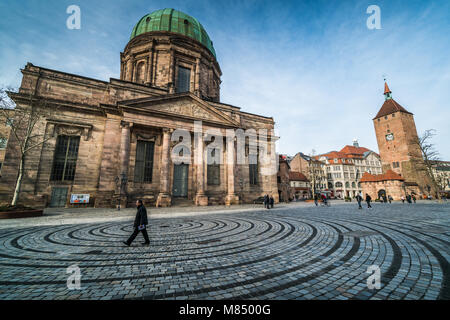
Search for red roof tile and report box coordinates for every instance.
[360,170,405,182]
[289,171,309,181]
[374,98,412,120]
[339,145,371,155]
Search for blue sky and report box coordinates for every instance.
[1,0,449,159]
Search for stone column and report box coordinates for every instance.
[225,135,239,205]
[156,128,172,207]
[195,132,208,206]
[119,121,131,194]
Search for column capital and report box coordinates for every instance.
[120,121,133,128]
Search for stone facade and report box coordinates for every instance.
[0,13,278,208]
[277,155,291,202]
[373,82,431,195]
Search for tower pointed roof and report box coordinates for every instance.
[373,83,413,120]
[384,82,391,94]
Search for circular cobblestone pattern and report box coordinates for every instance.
[0,202,449,300]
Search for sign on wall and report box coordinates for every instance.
[70,194,90,204]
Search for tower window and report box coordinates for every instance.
[176,66,191,93]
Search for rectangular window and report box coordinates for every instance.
[134,141,155,183]
[392,161,400,168]
[51,135,80,181]
[249,153,258,185]
[176,66,191,93]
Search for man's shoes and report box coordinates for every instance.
[123,241,130,246]
[141,242,150,246]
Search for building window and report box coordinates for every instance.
[249,153,258,185]
[51,135,80,181]
[134,140,155,183]
[393,161,400,168]
[176,66,191,93]
[207,149,220,185]
[335,182,343,188]
[0,137,7,149]
[136,62,146,84]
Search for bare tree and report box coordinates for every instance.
[409,129,442,201]
[0,87,55,206]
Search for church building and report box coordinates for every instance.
[0,8,278,208]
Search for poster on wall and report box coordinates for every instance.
[70,194,90,204]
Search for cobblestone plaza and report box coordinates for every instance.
[0,201,448,300]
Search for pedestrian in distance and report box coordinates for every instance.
[412,194,416,203]
[382,194,387,203]
[406,194,412,204]
[355,193,363,209]
[388,195,393,204]
[365,194,372,208]
[123,199,150,246]
[314,194,318,206]
[263,194,270,209]
[269,195,274,209]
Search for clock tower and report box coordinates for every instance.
[373,82,429,193]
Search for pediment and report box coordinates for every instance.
[120,94,240,127]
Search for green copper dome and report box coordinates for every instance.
[130,8,216,58]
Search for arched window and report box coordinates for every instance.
[335,182,343,188]
[328,182,333,189]
[352,182,356,188]
[345,182,350,188]
[136,62,145,84]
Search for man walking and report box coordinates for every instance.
[269,195,274,208]
[263,194,270,209]
[123,199,150,246]
[365,194,372,208]
[356,193,363,209]
[314,194,318,206]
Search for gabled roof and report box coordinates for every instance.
[118,92,240,127]
[360,170,404,182]
[289,171,309,181]
[373,98,413,120]
[339,145,371,155]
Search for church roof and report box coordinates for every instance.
[360,170,405,182]
[130,8,216,58]
[373,98,413,120]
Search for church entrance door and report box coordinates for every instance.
[173,164,188,197]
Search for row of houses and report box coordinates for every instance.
[276,139,450,202]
